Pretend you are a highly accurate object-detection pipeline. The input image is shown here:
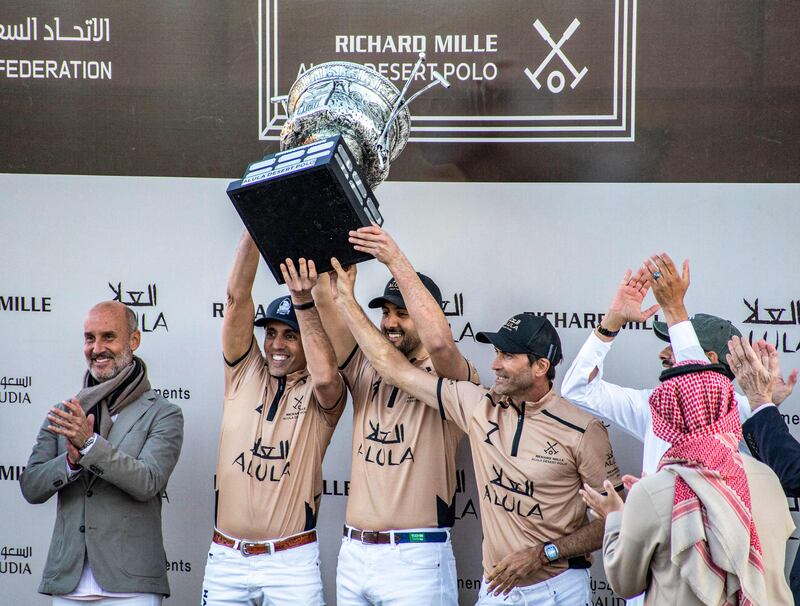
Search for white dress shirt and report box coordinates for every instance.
[561,320,752,476]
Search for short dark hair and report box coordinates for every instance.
[527,353,556,382]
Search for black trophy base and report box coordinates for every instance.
[226,136,383,284]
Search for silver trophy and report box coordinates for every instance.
[274,52,450,188]
[227,53,450,284]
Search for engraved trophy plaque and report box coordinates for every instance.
[227,53,449,284]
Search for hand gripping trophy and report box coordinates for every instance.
[227,53,450,284]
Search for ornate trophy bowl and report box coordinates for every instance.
[280,61,411,189]
[227,54,449,284]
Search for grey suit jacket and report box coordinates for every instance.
[20,391,183,596]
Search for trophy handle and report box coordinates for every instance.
[374,53,451,169]
[270,94,289,115]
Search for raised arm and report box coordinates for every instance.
[312,272,357,366]
[280,258,344,406]
[223,231,259,363]
[349,226,470,380]
[329,258,439,406]
[561,267,659,439]
[644,252,689,327]
[594,266,661,348]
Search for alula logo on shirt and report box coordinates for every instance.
[484,465,543,519]
[543,440,559,455]
[357,420,414,466]
[231,438,291,483]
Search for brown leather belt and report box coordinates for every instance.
[344,527,394,544]
[343,525,449,545]
[212,529,317,557]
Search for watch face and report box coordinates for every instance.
[544,544,558,561]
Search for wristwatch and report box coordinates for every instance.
[542,542,559,563]
[80,434,97,454]
[596,322,620,338]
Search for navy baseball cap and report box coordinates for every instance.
[368,273,443,310]
[652,313,741,363]
[476,313,563,364]
[254,296,299,332]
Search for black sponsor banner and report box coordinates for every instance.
[1,1,799,181]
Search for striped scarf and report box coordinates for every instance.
[76,356,151,438]
[650,360,766,605]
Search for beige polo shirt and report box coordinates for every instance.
[341,347,478,531]
[436,380,622,582]
[215,339,345,540]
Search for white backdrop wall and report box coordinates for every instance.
[2,174,799,605]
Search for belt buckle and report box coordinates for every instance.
[363,530,381,543]
[240,540,271,557]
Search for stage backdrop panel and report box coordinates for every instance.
[1,174,799,605]
[0,2,799,181]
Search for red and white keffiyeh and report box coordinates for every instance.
[650,360,766,606]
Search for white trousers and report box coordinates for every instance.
[336,533,458,606]
[476,568,591,606]
[53,597,161,606]
[201,540,324,606]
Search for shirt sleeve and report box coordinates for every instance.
[668,320,707,362]
[224,338,267,399]
[435,378,489,433]
[602,485,661,599]
[337,347,373,412]
[561,331,652,441]
[314,377,348,429]
[576,419,624,492]
[465,359,481,385]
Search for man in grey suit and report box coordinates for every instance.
[20,300,184,606]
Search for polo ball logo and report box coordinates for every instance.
[277,299,292,315]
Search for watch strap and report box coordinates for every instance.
[292,300,315,311]
[596,322,620,338]
[80,434,97,454]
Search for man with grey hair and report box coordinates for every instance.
[20,300,184,606]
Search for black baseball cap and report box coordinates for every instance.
[476,313,563,365]
[368,273,443,310]
[254,296,299,332]
[652,313,741,363]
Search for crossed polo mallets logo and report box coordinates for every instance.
[524,18,588,93]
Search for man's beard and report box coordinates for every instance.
[385,329,421,357]
[494,371,535,398]
[89,348,133,382]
